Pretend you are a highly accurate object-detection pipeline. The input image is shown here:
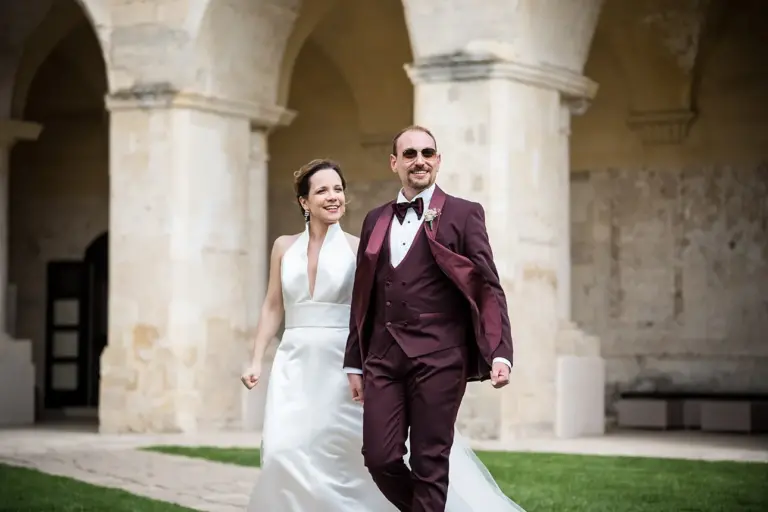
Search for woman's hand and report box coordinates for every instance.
[241,361,262,390]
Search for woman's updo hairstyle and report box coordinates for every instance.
[293,158,347,219]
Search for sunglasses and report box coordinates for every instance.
[401,147,437,160]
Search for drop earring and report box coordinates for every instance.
[304,209,309,221]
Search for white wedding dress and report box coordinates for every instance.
[248,222,525,511]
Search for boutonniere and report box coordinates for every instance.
[423,208,441,230]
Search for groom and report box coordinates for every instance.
[343,125,514,511]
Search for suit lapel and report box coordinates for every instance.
[424,186,458,273]
[424,187,499,360]
[353,203,394,335]
[365,204,394,258]
[424,187,467,288]
[423,185,446,242]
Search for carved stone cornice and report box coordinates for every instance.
[564,98,592,116]
[404,53,598,101]
[626,108,696,145]
[105,83,296,129]
[560,98,593,136]
[0,119,42,148]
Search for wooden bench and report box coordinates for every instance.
[616,391,768,433]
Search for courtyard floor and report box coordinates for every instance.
[0,422,766,511]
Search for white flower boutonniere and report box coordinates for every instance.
[423,208,441,230]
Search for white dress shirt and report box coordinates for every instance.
[390,184,435,267]
[344,184,511,373]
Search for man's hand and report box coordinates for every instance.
[347,374,364,403]
[490,361,510,389]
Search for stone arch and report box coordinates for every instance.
[267,0,414,239]
[268,41,362,239]
[192,0,301,105]
[72,0,111,40]
[9,8,110,414]
[401,0,602,71]
[276,0,341,106]
[277,0,413,144]
[312,0,413,136]
[11,0,109,118]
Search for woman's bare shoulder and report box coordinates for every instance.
[273,233,302,258]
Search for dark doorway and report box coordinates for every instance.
[44,232,108,409]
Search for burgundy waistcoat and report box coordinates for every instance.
[367,223,470,358]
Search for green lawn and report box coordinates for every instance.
[0,463,194,511]
[144,445,768,512]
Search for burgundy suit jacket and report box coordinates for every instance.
[344,186,514,382]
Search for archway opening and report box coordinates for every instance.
[9,2,108,420]
[269,0,414,239]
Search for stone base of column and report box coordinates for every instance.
[0,336,36,426]
[555,322,606,438]
[478,322,605,443]
[98,342,203,434]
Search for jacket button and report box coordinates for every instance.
[385,321,392,327]
[386,301,391,307]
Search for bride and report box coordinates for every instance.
[241,158,525,511]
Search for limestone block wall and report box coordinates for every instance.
[570,0,768,416]
[570,167,768,412]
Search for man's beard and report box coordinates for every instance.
[407,166,431,189]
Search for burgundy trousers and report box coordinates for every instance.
[362,340,467,512]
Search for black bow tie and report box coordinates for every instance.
[393,197,424,224]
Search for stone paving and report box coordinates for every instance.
[0,426,262,512]
[1,423,767,511]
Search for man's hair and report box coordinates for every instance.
[391,125,438,156]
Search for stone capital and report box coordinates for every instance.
[0,119,43,148]
[105,84,297,129]
[560,98,593,136]
[404,53,599,101]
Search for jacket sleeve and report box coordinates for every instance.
[342,211,375,370]
[463,203,514,365]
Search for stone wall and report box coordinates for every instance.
[571,166,768,414]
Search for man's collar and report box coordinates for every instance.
[396,183,436,206]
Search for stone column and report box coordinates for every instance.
[406,55,604,439]
[0,119,42,426]
[100,86,291,433]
